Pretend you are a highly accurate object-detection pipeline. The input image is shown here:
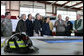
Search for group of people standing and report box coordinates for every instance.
[1,12,83,37]
[16,13,53,36]
[54,14,83,36]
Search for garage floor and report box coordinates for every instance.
[1,36,83,55]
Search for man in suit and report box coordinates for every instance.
[65,16,73,36]
[54,14,67,36]
[73,14,83,36]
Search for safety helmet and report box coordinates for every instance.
[4,33,39,54]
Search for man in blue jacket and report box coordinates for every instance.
[65,16,73,36]
[26,14,34,36]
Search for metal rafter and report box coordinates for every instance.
[31,1,83,10]
[61,1,70,7]
[70,1,83,7]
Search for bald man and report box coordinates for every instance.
[54,14,67,36]
[73,14,83,36]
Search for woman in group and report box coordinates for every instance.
[42,17,52,36]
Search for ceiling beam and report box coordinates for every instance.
[36,1,83,10]
[70,1,83,7]
[50,1,58,5]
[79,6,83,8]
[61,1,70,7]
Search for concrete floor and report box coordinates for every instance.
[1,36,83,55]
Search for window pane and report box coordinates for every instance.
[1,5,5,15]
[57,10,76,21]
[20,7,45,18]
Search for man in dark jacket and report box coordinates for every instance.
[65,16,73,36]
[33,14,42,36]
[16,14,27,33]
[26,14,34,36]
[73,14,83,36]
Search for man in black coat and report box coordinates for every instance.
[26,14,34,36]
[33,14,43,36]
[65,16,73,36]
[16,14,27,33]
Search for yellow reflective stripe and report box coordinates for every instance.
[1,40,5,47]
[1,38,7,48]
[16,40,26,47]
[9,41,16,48]
[10,46,16,48]
[19,45,26,47]
[1,44,3,47]
[16,40,24,43]
[9,41,14,44]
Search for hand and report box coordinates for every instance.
[34,33,39,36]
[55,23,58,26]
[38,31,41,36]
[63,22,66,26]
[74,30,77,33]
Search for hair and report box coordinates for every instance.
[46,16,50,19]
[58,14,61,17]
[44,17,50,23]
[66,16,69,19]
[20,14,26,19]
[35,13,40,19]
[28,14,31,18]
[5,12,10,17]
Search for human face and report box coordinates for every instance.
[29,14,32,20]
[23,15,26,20]
[66,17,69,21]
[6,13,11,19]
[46,18,50,23]
[76,14,80,20]
[58,14,62,20]
[37,15,41,20]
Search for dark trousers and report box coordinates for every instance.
[56,32,65,36]
[65,31,71,36]
[26,31,33,37]
[75,33,83,36]
[41,31,52,36]
[50,31,52,36]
